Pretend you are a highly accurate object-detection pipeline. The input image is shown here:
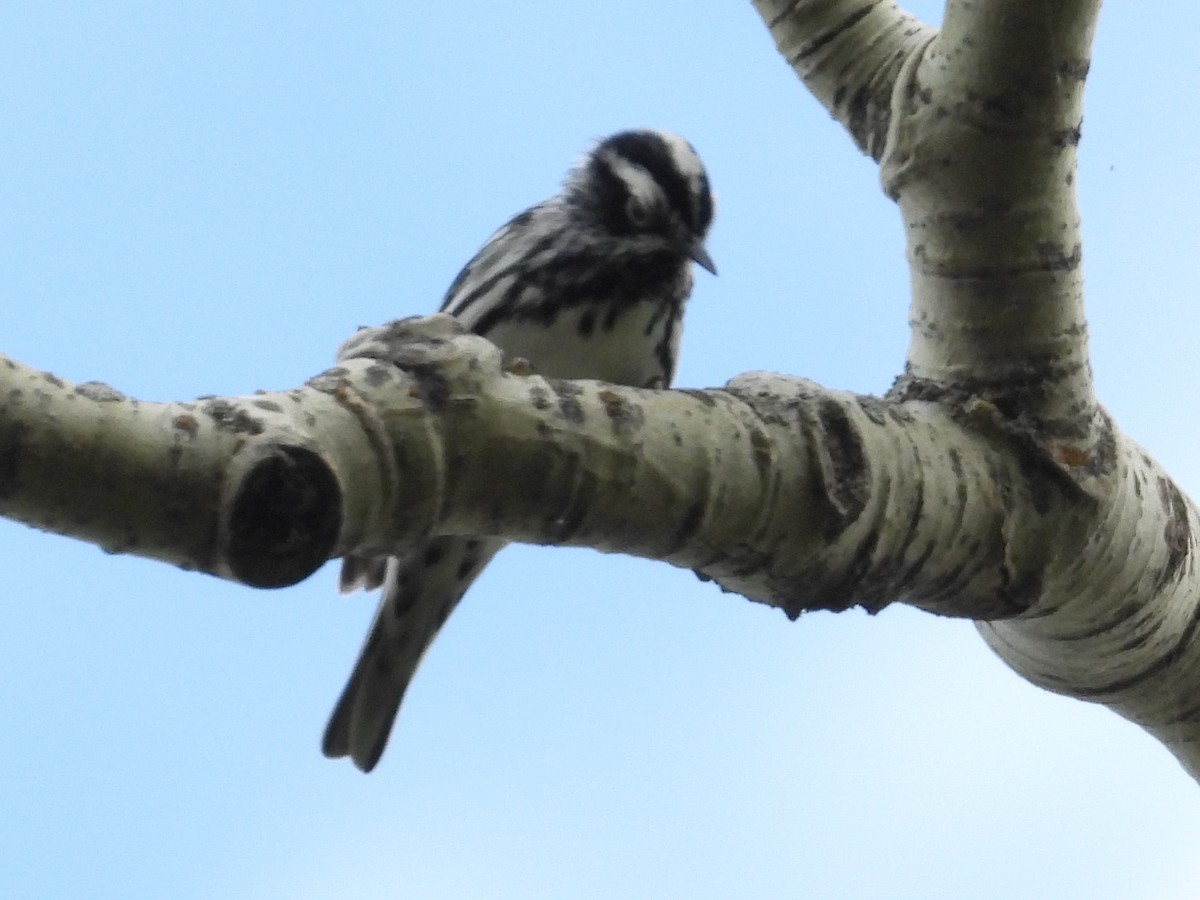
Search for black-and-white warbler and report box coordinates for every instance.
[324,129,716,771]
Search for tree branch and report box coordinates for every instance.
[0,354,352,586]
[4,0,1197,789]
[752,0,934,158]
[751,0,1200,780]
[2,316,1058,623]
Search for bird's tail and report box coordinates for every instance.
[323,537,503,772]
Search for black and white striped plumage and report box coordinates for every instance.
[323,130,715,772]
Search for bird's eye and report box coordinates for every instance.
[625,195,652,229]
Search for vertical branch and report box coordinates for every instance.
[887,0,1102,434]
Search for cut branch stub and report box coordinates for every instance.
[222,443,341,587]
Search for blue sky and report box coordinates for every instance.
[2,3,1198,898]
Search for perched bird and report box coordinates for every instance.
[324,129,716,771]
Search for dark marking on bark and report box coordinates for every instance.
[364,364,394,389]
[816,397,868,531]
[997,556,1044,616]
[817,399,866,482]
[785,3,874,59]
[856,395,888,426]
[766,0,804,28]
[796,526,884,619]
[1057,58,1090,81]
[1085,415,1118,479]
[845,84,892,161]
[860,469,928,614]
[948,447,968,507]
[598,389,644,438]
[202,399,265,435]
[900,468,926,556]
[1037,241,1082,272]
[546,468,597,544]
[402,363,451,413]
[76,381,125,402]
[423,544,446,567]
[672,501,706,552]
[897,541,938,600]
[1071,593,1200,700]
[549,380,586,426]
[529,385,553,412]
[0,420,27,500]
[1157,476,1190,587]
[1050,122,1082,148]
[979,93,1024,122]
[889,374,1114,493]
[749,427,772,480]
[456,555,480,581]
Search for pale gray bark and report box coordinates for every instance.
[756,0,1200,778]
[1,0,1197,781]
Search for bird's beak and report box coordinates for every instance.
[690,243,717,275]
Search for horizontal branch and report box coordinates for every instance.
[329,318,1046,620]
[0,355,362,586]
[4,314,1200,776]
[1,316,1040,617]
